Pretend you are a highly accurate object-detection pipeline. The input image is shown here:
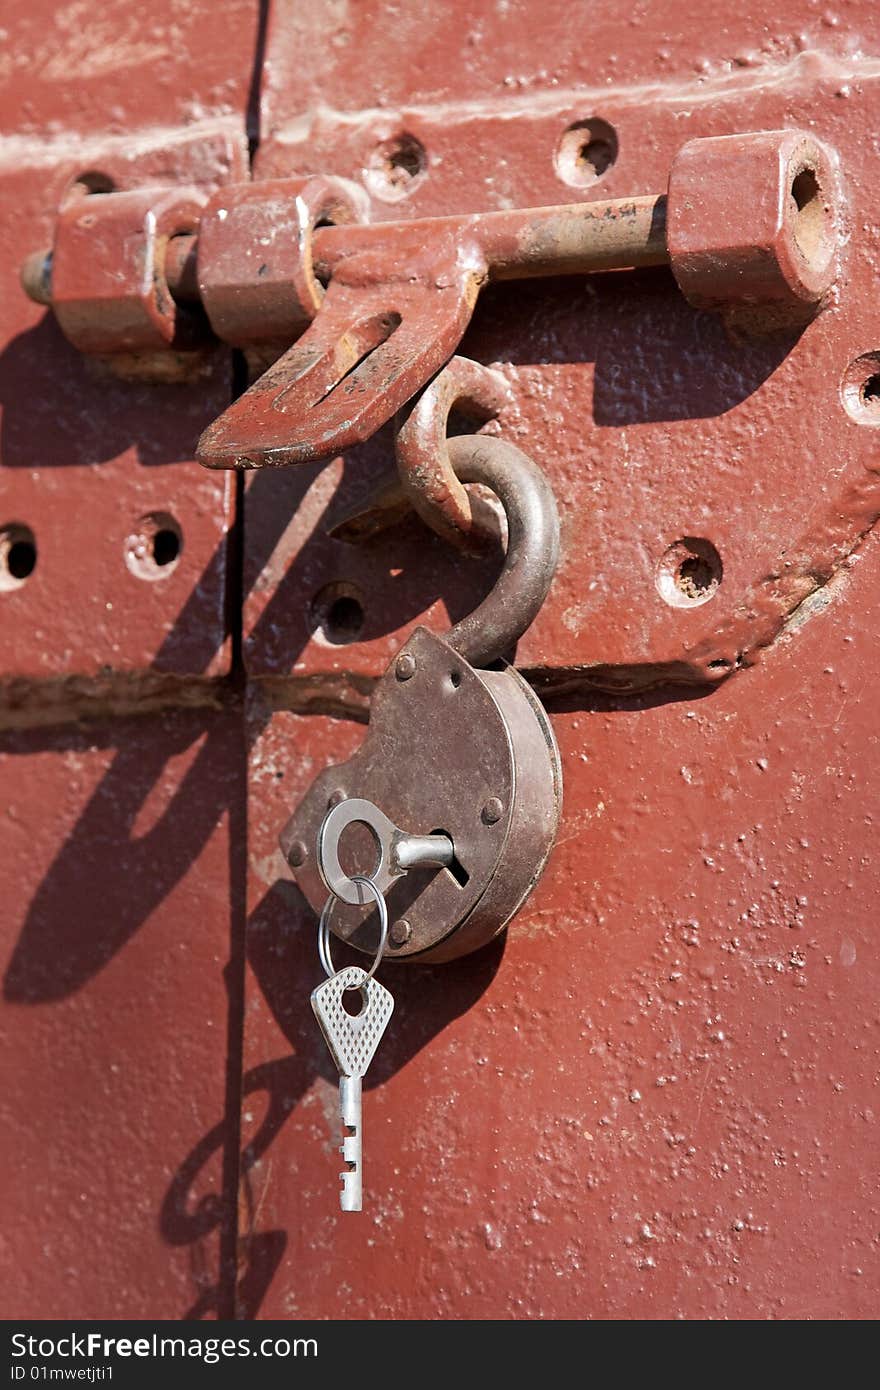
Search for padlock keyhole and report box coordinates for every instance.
[431,828,469,888]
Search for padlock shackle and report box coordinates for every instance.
[443,435,560,667]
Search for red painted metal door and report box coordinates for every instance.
[2,1,878,1320]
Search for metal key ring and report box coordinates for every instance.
[317,874,389,981]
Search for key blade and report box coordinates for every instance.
[341,1165,362,1212]
[311,965,394,1078]
[339,1074,362,1213]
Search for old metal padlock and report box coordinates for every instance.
[279,434,562,962]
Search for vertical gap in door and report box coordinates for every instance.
[246,0,271,164]
[220,2,275,1306]
[217,353,249,1319]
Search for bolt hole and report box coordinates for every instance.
[676,556,714,601]
[386,139,424,181]
[366,133,427,202]
[789,166,826,262]
[152,528,180,567]
[125,512,183,581]
[862,374,880,406]
[0,524,37,591]
[318,594,364,643]
[8,540,36,580]
[555,118,618,189]
[342,987,365,1017]
[449,669,461,688]
[310,582,365,645]
[841,353,880,425]
[580,138,615,178]
[66,170,116,201]
[791,168,818,213]
[308,581,364,644]
[657,538,722,609]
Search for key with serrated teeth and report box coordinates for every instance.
[311,964,394,1212]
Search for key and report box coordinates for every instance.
[311,963,394,1211]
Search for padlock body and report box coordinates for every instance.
[279,626,562,961]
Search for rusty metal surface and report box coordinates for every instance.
[0,126,248,684]
[234,0,880,1322]
[306,193,669,282]
[0,0,258,1323]
[243,61,880,689]
[0,0,260,137]
[0,709,245,1318]
[256,12,870,221]
[2,0,879,1328]
[242,530,880,1317]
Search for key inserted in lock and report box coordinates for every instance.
[318,797,455,905]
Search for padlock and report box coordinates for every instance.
[279,434,563,962]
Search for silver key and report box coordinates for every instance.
[311,964,394,1211]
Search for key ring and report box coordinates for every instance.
[317,874,389,981]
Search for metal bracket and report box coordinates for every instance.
[22,130,840,480]
[196,228,485,467]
